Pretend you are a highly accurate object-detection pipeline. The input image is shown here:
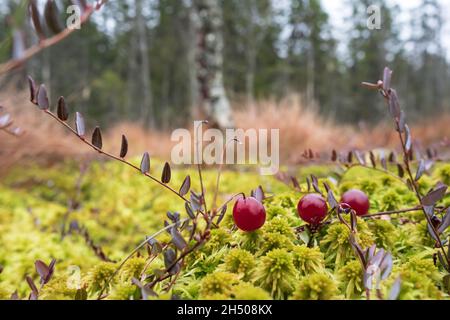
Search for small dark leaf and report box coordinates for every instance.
[45,259,56,283]
[349,234,366,267]
[388,151,396,163]
[423,205,434,217]
[140,152,150,174]
[57,96,68,121]
[426,148,433,159]
[311,175,321,194]
[365,244,377,264]
[120,135,128,158]
[91,127,103,149]
[422,183,448,206]
[28,76,37,103]
[388,89,401,119]
[347,151,353,163]
[331,149,337,162]
[29,291,38,300]
[291,177,301,191]
[397,163,404,178]
[35,260,49,284]
[170,227,187,250]
[388,277,401,300]
[252,186,264,202]
[383,67,392,91]
[438,208,450,234]
[37,84,49,110]
[327,189,338,209]
[131,278,157,300]
[161,162,171,184]
[415,159,425,181]
[29,0,45,40]
[147,238,162,256]
[350,210,357,232]
[44,0,63,34]
[427,222,440,242]
[166,211,176,222]
[75,112,85,137]
[381,253,394,278]
[26,275,38,297]
[216,205,227,225]
[179,175,191,196]
[190,192,202,211]
[369,151,376,168]
[306,177,311,191]
[185,202,195,219]
[163,249,177,274]
[0,264,3,274]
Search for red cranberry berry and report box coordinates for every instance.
[297,194,328,225]
[340,189,370,216]
[232,196,266,232]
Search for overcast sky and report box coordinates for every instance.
[321,0,450,60]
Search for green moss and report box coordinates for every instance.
[292,245,325,276]
[39,275,79,300]
[230,282,271,300]
[293,274,339,300]
[259,233,294,255]
[222,248,255,281]
[254,249,297,299]
[120,257,145,282]
[3,158,450,300]
[204,228,233,253]
[338,260,364,299]
[369,219,397,250]
[199,272,240,298]
[86,262,117,294]
[108,283,138,300]
[262,216,295,238]
[235,230,263,253]
[380,190,403,211]
[433,164,450,186]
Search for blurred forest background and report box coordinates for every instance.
[0,0,449,166]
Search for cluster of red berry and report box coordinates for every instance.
[232,189,370,232]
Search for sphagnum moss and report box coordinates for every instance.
[293,273,339,300]
[3,153,450,300]
[254,248,297,299]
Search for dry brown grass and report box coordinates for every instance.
[1,90,450,174]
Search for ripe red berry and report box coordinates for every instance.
[297,194,328,225]
[340,189,370,216]
[232,196,266,232]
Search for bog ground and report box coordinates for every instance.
[1,158,449,300]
